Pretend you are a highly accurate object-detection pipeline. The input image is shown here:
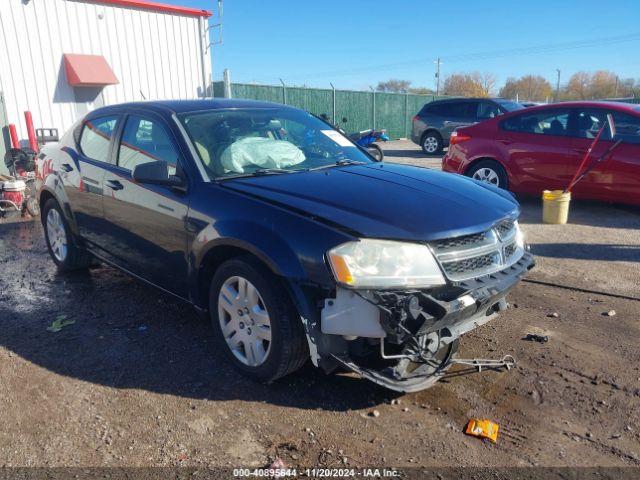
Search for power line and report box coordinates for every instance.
[285,33,640,80]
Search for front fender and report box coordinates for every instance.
[193,220,306,280]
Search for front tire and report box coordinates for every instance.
[42,198,93,271]
[466,160,509,189]
[421,131,443,155]
[209,256,308,383]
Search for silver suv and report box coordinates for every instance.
[411,98,524,154]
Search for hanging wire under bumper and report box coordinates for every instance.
[448,355,516,372]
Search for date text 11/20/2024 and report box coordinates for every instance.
[233,468,401,477]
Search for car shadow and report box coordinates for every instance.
[530,242,640,262]
[517,195,640,229]
[0,221,395,411]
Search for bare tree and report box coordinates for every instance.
[376,79,412,93]
[499,75,553,101]
[442,72,496,97]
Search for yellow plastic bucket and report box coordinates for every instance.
[542,190,571,224]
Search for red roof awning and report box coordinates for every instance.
[64,54,119,87]
[88,0,212,18]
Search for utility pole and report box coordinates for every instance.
[434,58,441,96]
[555,69,561,102]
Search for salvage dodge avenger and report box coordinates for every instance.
[36,99,534,392]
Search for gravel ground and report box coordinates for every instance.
[0,142,639,470]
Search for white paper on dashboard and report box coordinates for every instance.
[321,130,355,147]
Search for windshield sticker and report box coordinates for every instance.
[321,130,354,147]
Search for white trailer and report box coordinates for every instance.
[0,0,213,159]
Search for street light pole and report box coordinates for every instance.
[434,58,441,96]
[555,69,561,102]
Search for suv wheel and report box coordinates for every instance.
[42,198,93,271]
[209,256,308,382]
[466,160,509,189]
[421,132,443,155]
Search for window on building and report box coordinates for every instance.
[118,116,178,174]
[79,116,118,162]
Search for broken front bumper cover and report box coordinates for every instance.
[322,251,535,392]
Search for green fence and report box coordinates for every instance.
[213,81,449,139]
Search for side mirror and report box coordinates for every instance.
[133,160,184,188]
[342,117,348,123]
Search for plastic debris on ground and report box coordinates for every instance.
[465,418,500,443]
[46,315,75,332]
[524,333,549,343]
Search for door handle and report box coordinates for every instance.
[498,139,512,145]
[60,163,73,172]
[571,148,589,155]
[105,180,124,191]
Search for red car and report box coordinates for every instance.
[443,101,640,205]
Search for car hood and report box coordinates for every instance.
[221,163,520,242]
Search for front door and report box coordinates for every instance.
[101,113,191,298]
[569,107,640,203]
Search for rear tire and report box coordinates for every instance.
[42,198,93,271]
[466,160,509,190]
[208,256,308,383]
[367,143,384,161]
[421,131,443,155]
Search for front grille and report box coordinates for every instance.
[495,219,516,239]
[442,252,500,276]
[430,219,524,282]
[435,231,488,251]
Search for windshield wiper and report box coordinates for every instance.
[310,159,367,171]
[217,167,307,181]
[252,167,306,175]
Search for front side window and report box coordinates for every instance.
[502,109,570,136]
[118,116,178,174]
[179,108,373,180]
[79,116,118,162]
[477,102,502,120]
[575,109,640,143]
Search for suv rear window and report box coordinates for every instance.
[423,101,475,118]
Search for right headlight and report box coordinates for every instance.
[327,239,446,289]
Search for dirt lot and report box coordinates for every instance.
[0,141,639,470]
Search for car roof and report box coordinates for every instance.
[520,100,640,112]
[428,97,510,104]
[89,98,296,117]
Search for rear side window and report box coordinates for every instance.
[118,116,178,174]
[79,116,118,162]
[501,109,570,136]
[423,102,450,116]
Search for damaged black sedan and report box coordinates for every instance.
[36,99,534,392]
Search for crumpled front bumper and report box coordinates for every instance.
[321,251,535,392]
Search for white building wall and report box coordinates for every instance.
[0,0,211,144]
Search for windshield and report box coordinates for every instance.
[495,99,525,112]
[178,107,373,179]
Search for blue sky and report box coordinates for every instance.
[173,0,639,90]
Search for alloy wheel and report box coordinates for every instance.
[46,208,68,262]
[472,167,500,186]
[423,136,439,153]
[217,276,272,367]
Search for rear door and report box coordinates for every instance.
[441,101,478,140]
[101,112,191,297]
[66,114,120,248]
[569,107,640,202]
[499,107,574,193]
